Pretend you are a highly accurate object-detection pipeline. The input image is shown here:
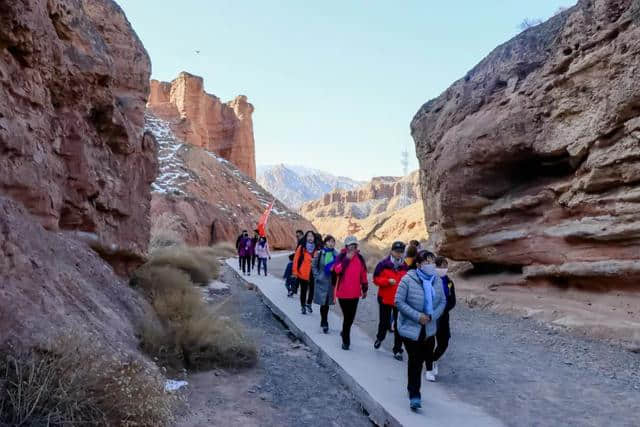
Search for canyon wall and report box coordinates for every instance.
[411,0,640,287]
[147,72,256,179]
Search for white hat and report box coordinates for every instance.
[344,235,358,247]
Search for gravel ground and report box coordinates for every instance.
[267,256,640,427]
[176,263,373,427]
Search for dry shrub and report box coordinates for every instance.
[0,334,174,426]
[209,241,236,258]
[359,241,388,272]
[147,246,219,284]
[150,213,184,252]
[132,264,257,371]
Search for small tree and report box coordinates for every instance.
[519,17,543,31]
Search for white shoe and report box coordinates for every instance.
[425,370,436,382]
[433,362,439,376]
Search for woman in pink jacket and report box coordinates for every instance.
[332,236,368,350]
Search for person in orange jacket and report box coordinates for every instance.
[293,230,318,315]
[373,241,409,360]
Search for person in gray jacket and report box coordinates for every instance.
[312,235,338,333]
[394,250,446,411]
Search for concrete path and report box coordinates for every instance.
[227,256,503,427]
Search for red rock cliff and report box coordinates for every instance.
[411,0,640,288]
[0,0,158,273]
[147,72,256,179]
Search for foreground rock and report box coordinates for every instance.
[411,0,640,287]
[148,72,256,179]
[147,113,313,249]
[0,0,157,274]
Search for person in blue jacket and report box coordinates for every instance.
[283,253,298,297]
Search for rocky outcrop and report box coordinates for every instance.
[300,172,426,248]
[411,0,640,287]
[0,0,157,273]
[148,72,256,179]
[147,113,313,249]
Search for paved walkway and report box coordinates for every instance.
[227,256,502,427]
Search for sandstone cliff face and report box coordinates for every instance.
[0,0,157,273]
[411,0,640,287]
[147,113,313,249]
[148,72,256,179]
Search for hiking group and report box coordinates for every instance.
[279,229,457,412]
[235,229,271,276]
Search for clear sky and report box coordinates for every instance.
[117,0,575,181]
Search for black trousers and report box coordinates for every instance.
[376,297,404,354]
[257,258,268,275]
[299,279,314,307]
[251,254,257,268]
[320,305,330,327]
[338,298,359,345]
[240,255,252,274]
[433,312,451,361]
[403,328,436,399]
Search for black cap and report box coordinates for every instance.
[391,241,405,252]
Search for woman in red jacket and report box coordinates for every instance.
[332,236,368,350]
[373,241,409,360]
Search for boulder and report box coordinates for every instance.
[410,0,640,287]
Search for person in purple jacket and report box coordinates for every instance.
[237,231,253,276]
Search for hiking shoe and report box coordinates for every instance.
[306,304,313,313]
[322,326,329,334]
[341,343,349,350]
[433,361,439,376]
[425,370,436,382]
[409,397,422,411]
[393,352,403,361]
[374,340,382,349]
[301,306,307,315]
[287,291,293,297]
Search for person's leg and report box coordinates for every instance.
[376,297,391,343]
[392,307,404,355]
[246,256,252,275]
[307,279,314,306]
[240,256,246,274]
[320,305,329,328]
[299,280,309,310]
[342,298,358,346]
[433,318,450,361]
[263,258,268,276]
[338,299,349,345]
[256,258,262,275]
[403,338,422,400]
[252,254,256,269]
[424,335,436,372]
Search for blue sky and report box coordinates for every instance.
[117,0,575,181]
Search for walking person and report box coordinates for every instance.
[237,231,253,275]
[283,253,298,297]
[255,236,271,276]
[431,256,456,377]
[250,229,260,271]
[395,250,446,411]
[332,236,368,350]
[295,229,304,247]
[312,235,338,333]
[373,241,409,360]
[236,230,247,269]
[293,230,317,314]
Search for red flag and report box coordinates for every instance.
[257,200,274,237]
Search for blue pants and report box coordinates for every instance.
[257,258,268,275]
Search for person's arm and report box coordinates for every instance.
[360,264,369,295]
[332,254,348,275]
[266,243,271,259]
[448,278,456,311]
[311,252,322,279]
[292,248,301,278]
[432,277,446,321]
[394,278,422,323]
[373,269,392,287]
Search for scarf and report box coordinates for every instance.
[323,249,335,266]
[416,269,435,316]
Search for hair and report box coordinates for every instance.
[435,256,448,267]
[409,240,420,247]
[416,250,436,264]
[405,245,418,258]
[323,234,335,245]
[296,229,304,235]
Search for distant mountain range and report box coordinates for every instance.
[257,164,364,209]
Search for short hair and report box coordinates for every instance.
[435,256,448,267]
[409,240,420,247]
[405,245,418,258]
[323,234,335,244]
[296,229,304,235]
[417,250,436,264]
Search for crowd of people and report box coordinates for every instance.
[236,228,456,411]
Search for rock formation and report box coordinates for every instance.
[147,113,313,249]
[411,0,640,287]
[148,72,256,179]
[300,172,426,248]
[0,0,157,274]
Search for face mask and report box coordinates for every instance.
[420,263,436,276]
[436,268,448,277]
[306,242,315,252]
[392,256,402,268]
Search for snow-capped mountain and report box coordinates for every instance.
[257,164,364,209]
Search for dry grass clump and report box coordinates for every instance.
[150,212,184,252]
[0,334,174,426]
[132,263,257,371]
[359,241,388,272]
[147,246,220,285]
[209,241,236,258]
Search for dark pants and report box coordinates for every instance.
[376,297,403,354]
[403,328,435,399]
[240,255,252,274]
[251,254,257,269]
[299,279,314,307]
[320,305,330,327]
[338,298,359,346]
[433,312,451,361]
[257,258,268,275]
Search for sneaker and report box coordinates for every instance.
[393,352,403,361]
[341,343,349,350]
[409,397,422,411]
[287,291,293,297]
[306,304,313,313]
[433,361,439,376]
[425,370,436,382]
[374,340,382,349]
[322,326,329,334]
[301,306,307,315]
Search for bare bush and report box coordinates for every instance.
[0,334,174,426]
[150,213,184,252]
[147,246,220,284]
[209,241,237,258]
[518,17,543,31]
